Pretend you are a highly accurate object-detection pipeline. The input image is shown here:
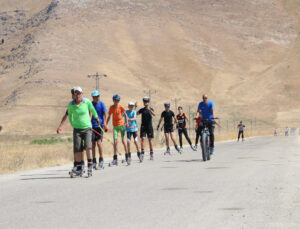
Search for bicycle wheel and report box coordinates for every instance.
[206,134,210,160]
[201,132,207,161]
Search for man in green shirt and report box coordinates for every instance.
[68,87,99,177]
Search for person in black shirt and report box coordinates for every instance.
[176,106,195,151]
[157,102,181,154]
[137,97,155,161]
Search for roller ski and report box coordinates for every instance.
[69,167,84,178]
[98,161,105,169]
[92,162,98,170]
[175,145,182,154]
[139,152,144,162]
[87,164,93,177]
[108,159,118,167]
[150,152,154,160]
[164,147,171,155]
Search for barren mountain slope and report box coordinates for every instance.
[0,0,299,134]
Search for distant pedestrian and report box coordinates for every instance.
[274,128,278,136]
[285,127,289,136]
[237,121,245,142]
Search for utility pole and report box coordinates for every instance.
[171,98,181,110]
[143,89,156,102]
[87,72,107,90]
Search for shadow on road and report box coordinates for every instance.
[20,176,69,180]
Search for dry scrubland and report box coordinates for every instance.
[0,126,275,174]
[0,0,300,173]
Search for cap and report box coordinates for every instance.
[91,90,100,97]
[74,86,83,94]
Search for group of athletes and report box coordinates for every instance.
[57,86,216,176]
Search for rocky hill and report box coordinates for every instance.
[0,0,299,134]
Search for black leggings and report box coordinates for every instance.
[195,128,201,145]
[238,131,244,140]
[198,123,215,148]
[178,128,192,147]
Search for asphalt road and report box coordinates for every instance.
[0,136,299,229]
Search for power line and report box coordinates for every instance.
[143,89,156,102]
[87,72,107,90]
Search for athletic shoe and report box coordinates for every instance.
[210,147,214,154]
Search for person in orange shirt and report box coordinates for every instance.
[107,94,129,165]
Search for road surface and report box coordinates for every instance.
[0,136,299,229]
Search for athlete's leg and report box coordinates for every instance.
[141,137,145,152]
[148,137,153,152]
[238,131,240,141]
[178,129,183,148]
[164,133,170,148]
[96,139,103,158]
[113,127,119,156]
[208,123,215,148]
[241,131,244,140]
[183,128,192,145]
[134,132,140,153]
[127,132,131,155]
[170,132,177,145]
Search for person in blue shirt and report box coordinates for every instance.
[91,90,107,169]
[197,94,216,154]
[125,102,140,164]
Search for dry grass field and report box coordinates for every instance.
[0,0,299,173]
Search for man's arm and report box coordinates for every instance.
[57,113,68,134]
[149,108,155,116]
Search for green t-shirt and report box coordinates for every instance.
[68,98,98,129]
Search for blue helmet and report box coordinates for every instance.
[112,94,120,101]
[91,90,100,97]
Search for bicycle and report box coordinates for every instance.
[200,118,218,162]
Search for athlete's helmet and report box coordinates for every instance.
[91,90,100,97]
[143,97,150,102]
[164,102,170,108]
[112,94,120,101]
[128,101,135,106]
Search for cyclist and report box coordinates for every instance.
[176,106,195,151]
[137,97,155,161]
[91,90,107,169]
[107,94,129,165]
[157,102,181,154]
[126,102,140,164]
[197,94,215,154]
[237,121,245,142]
[67,87,99,176]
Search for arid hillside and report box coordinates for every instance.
[0,0,299,134]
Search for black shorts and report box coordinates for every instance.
[140,125,154,138]
[92,127,103,142]
[164,125,174,133]
[127,132,138,141]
